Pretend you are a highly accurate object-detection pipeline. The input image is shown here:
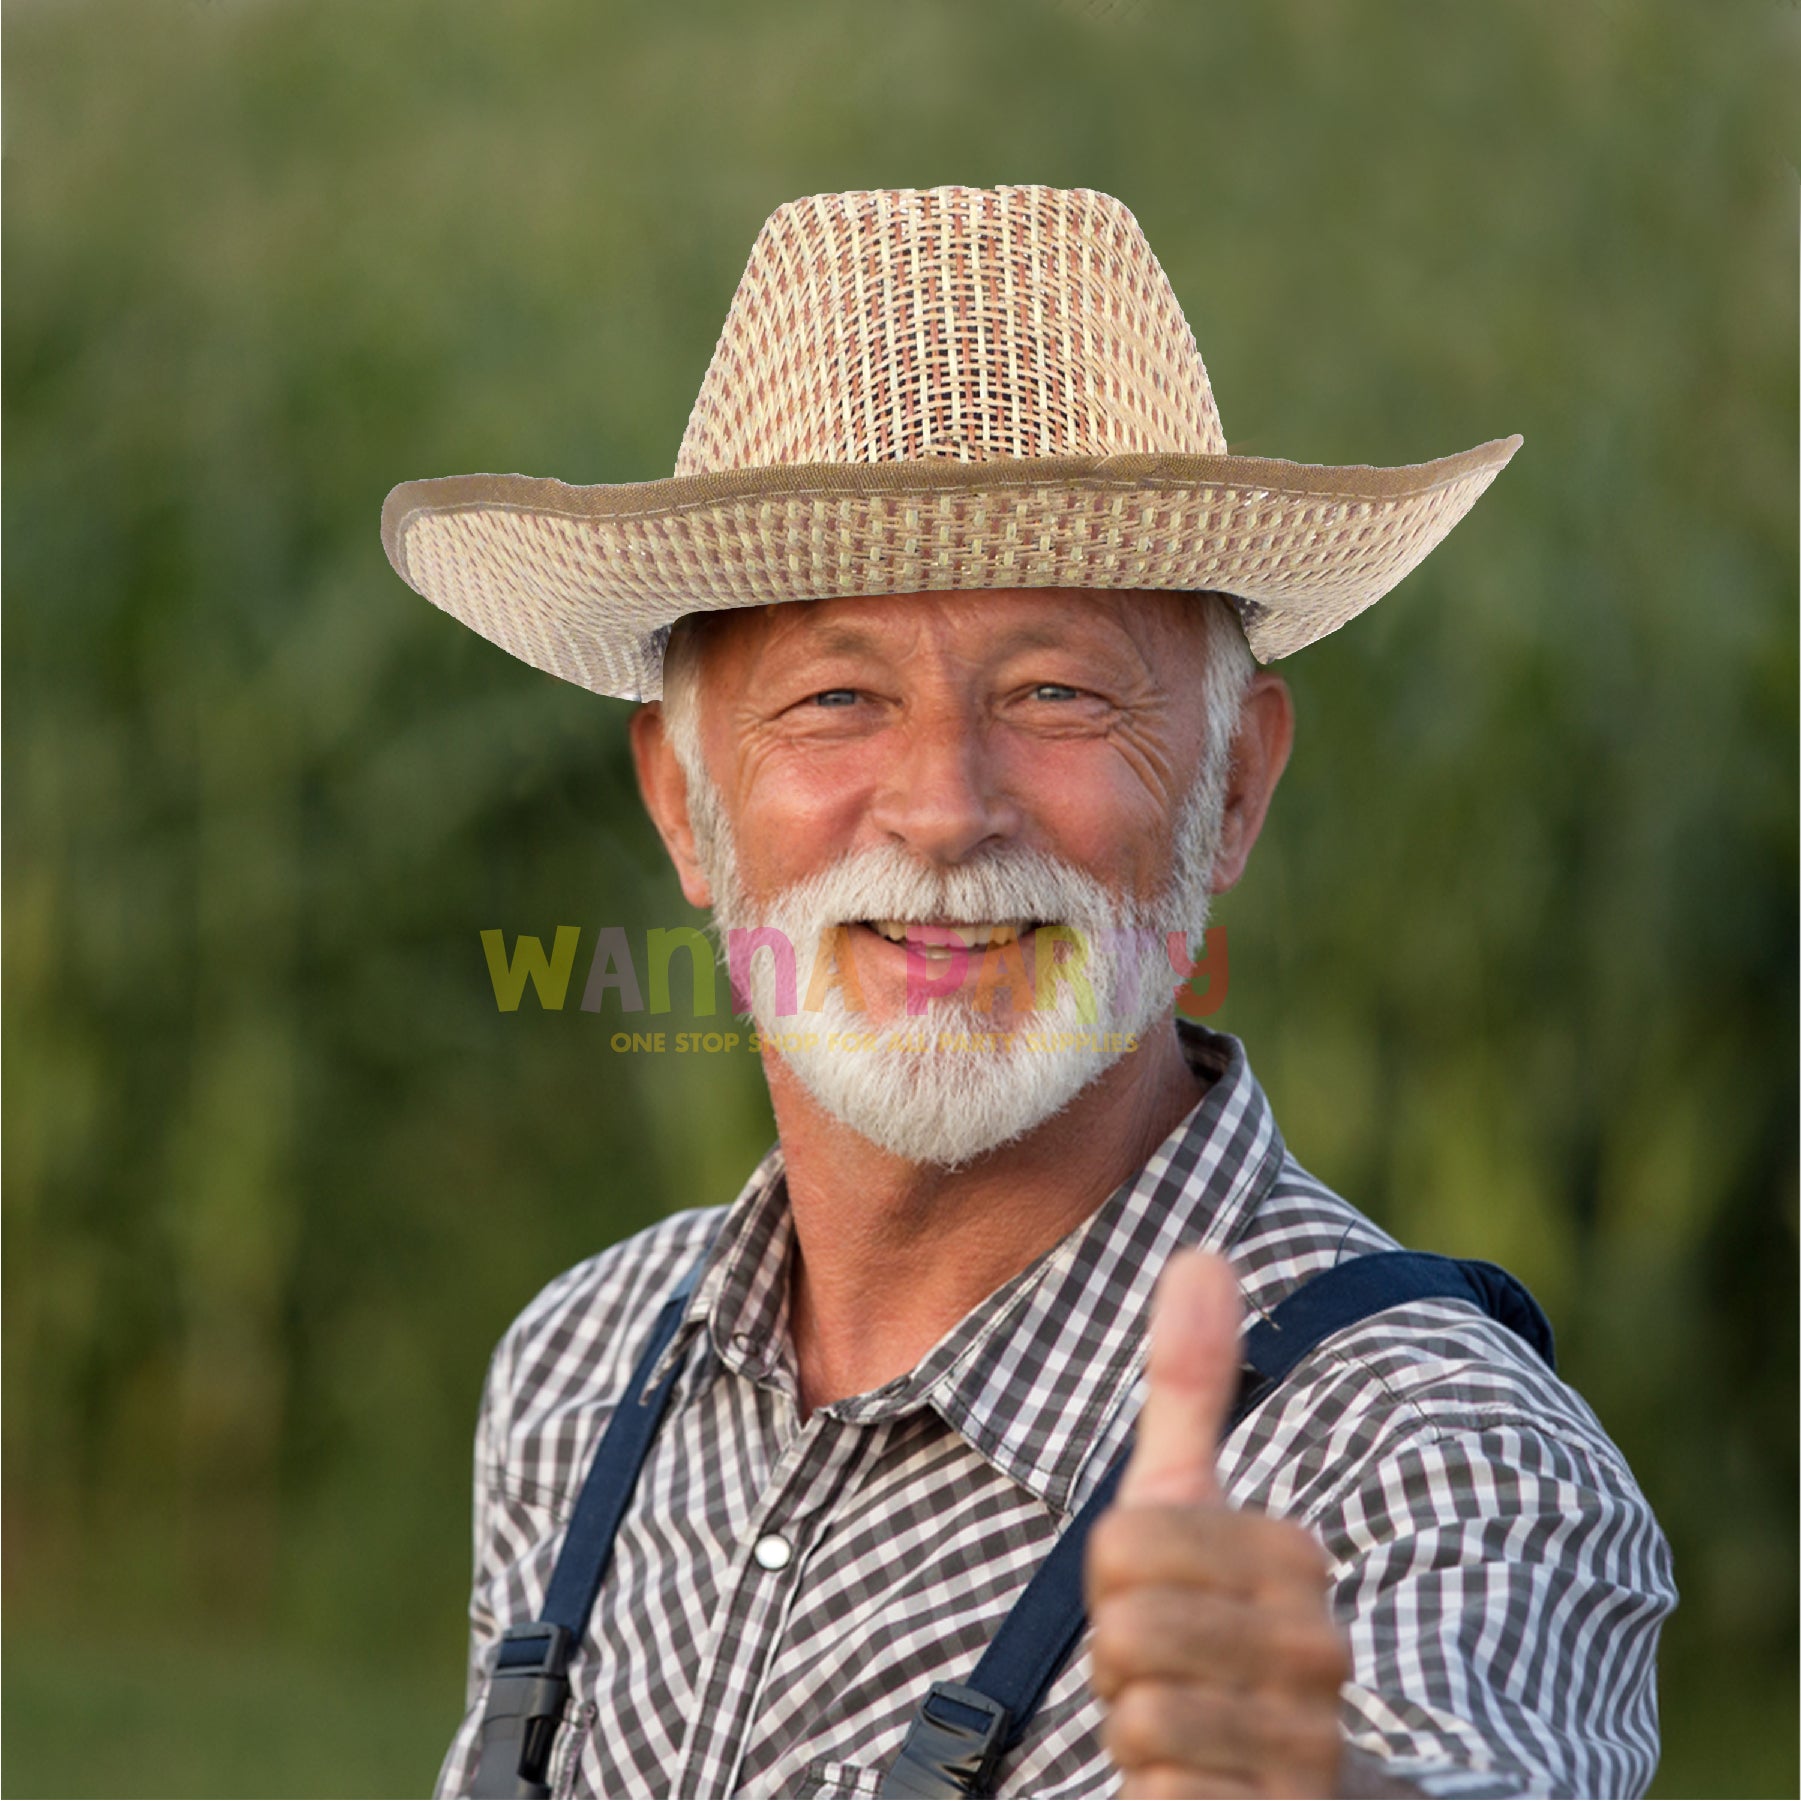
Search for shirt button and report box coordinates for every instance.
[752,1533,793,1571]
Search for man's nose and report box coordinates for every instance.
[866,710,1019,866]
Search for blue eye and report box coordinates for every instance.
[1032,683,1081,701]
[812,689,859,707]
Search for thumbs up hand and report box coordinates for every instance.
[1087,1252,1350,1798]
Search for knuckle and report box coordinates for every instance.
[1089,1601,1132,1697]
[1135,1763,1202,1800]
[1266,1613,1351,1688]
[1090,1593,1141,1677]
[1104,1679,1185,1769]
[1102,1585,1239,1687]
[1090,1505,1216,1595]
[1086,1508,1139,1591]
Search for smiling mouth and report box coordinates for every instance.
[861,919,1037,961]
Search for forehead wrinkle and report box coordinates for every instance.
[779,591,1174,665]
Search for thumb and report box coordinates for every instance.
[1118,1249,1244,1508]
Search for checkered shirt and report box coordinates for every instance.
[438,1028,1674,1799]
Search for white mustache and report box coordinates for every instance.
[741,842,1145,941]
[688,765,1223,1166]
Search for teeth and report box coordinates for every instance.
[870,920,1025,949]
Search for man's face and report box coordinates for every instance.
[636,587,1285,1165]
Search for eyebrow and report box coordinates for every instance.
[798,623,889,659]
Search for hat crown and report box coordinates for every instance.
[674,186,1228,476]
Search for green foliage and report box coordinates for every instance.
[5,1,1793,1794]
[3,1630,455,1801]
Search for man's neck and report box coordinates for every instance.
[766,1022,1211,1416]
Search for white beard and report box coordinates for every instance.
[685,768,1227,1169]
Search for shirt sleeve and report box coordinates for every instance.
[434,1335,515,1799]
[1320,1420,1676,1799]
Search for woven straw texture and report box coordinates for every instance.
[383,187,1519,699]
[676,187,1225,472]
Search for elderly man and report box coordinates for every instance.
[383,187,1673,1800]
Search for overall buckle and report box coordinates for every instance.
[469,1622,574,1799]
[878,1680,1012,1798]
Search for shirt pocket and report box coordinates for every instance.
[796,1757,884,1799]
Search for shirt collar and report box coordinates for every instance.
[653,1026,1286,1516]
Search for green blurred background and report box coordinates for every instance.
[5,1,1794,1794]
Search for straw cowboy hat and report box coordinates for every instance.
[381,185,1520,701]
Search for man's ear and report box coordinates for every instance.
[629,704,715,910]
[1209,672,1294,894]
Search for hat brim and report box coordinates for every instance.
[382,439,1521,700]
